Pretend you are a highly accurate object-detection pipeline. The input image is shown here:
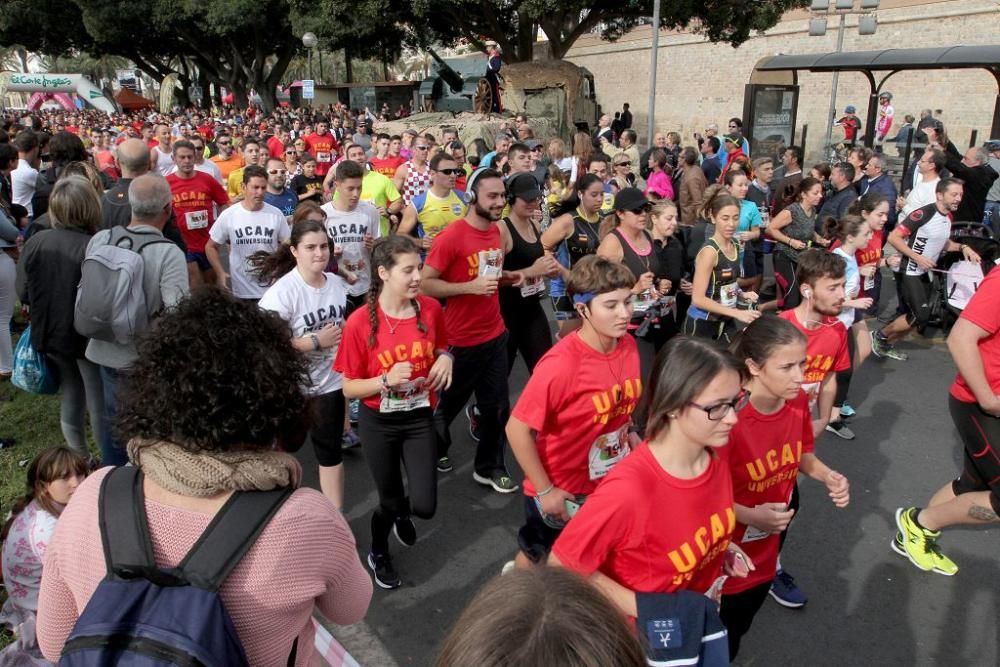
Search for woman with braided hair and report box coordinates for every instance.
[334,234,452,589]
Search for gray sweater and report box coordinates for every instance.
[84,224,190,369]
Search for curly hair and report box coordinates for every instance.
[117,288,311,453]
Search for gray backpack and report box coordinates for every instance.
[75,227,173,344]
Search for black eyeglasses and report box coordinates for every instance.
[688,390,750,421]
[436,168,462,176]
[414,145,430,150]
[267,169,287,175]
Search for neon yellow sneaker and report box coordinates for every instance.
[893,507,958,576]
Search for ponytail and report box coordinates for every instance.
[699,184,740,221]
[251,218,328,287]
[822,214,867,243]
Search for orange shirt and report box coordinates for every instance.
[210,153,245,181]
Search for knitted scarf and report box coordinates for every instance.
[127,439,301,496]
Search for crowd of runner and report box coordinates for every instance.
[1,101,998,665]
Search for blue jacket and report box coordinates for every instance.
[858,174,898,226]
[637,590,729,666]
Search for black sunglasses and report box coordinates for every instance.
[436,168,462,176]
[616,161,631,167]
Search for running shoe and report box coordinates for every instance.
[881,344,909,362]
[473,471,519,494]
[839,403,857,419]
[769,569,808,608]
[349,398,360,424]
[825,421,856,440]
[342,429,361,449]
[466,404,481,442]
[393,517,417,547]
[367,552,402,589]
[893,507,958,576]
[871,331,908,361]
[436,456,453,473]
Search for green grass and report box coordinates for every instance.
[0,378,65,514]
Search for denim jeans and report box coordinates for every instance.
[97,365,129,466]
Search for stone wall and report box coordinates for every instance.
[562,0,999,162]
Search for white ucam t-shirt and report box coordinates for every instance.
[258,269,348,396]
[210,202,290,298]
[320,201,381,298]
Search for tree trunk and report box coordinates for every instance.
[344,49,353,83]
[516,12,535,62]
[200,79,211,109]
[212,83,222,108]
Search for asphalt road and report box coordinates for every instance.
[296,296,998,666]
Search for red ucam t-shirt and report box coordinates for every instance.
[166,171,230,254]
[370,155,406,179]
[951,267,1000,403]
[425,218,506,348]
[721,391,814,595]
[304,132,341,177]
[266,135,286,160]
[512,332,642,497]
[333,295,448,412]
[779,309,850,409]
[552,443,735,602]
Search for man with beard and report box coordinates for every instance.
[775,249,851,608]
[263,157,298,219]
[873,179,981,361]
[205,164,289,303]
[420,169,524,494]
[305,117,341,181]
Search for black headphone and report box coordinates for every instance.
[465,168,485,205]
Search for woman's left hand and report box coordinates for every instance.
[427,354,453,392]
[723,543,755,578]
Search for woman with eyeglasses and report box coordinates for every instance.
[610,153,635,192]
[720,317,849,659]
[684,189,761,342]
[550,336,753,621]
[643,149,673,201]
[283,143,302,188]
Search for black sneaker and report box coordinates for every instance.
[393,517,417,547]
[465,404,481,442]
[472,471,519,494]
[436,456,453,473]
[367,552,401,589]
[825,420,856,440]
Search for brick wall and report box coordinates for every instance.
[562,0,999,162]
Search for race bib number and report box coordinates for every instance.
[380,377,431,413]
[520,276,546,297]
[863,272,875,291]
[742,524,770,543]
[632,290,655,313]
[185,209,209,230]
[802,381,820,412]
[588,425,630,480]
[720,282,738,308]
[478,249,503,279]
[316,152,332,163]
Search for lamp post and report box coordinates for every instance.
[302,32,318,81]
[646,0,661,148]
[809,1,879,152]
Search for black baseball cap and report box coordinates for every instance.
[613,187,650,212]
[506,172,543,201]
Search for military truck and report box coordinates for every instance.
[416,51,600,138]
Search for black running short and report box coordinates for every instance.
[898,274,932,328]
[949,394,1000,515]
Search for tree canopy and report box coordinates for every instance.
[0,0,808,111]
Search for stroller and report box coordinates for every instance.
[926,222,1000,332]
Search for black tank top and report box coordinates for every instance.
[565,208,600,266]
[612,229,662,282]
[500,216,546,312]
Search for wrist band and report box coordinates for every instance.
[381,373,389,390]
[309,333,321,351]
[536,485,555,497]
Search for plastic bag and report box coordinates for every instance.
[11,326,58,395]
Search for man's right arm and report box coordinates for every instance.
[159,245,191,306]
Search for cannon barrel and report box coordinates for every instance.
[427,47,465,94]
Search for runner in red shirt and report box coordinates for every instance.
[166,139,230,287]
[550,337,753,620]
[507,255,641,569]
[421,168,525,494]
[369,133,406,178]
[773,248,849,608]
[335,235,453,590]
[721,317,849,659]
[893,266,1000,577]
[304,117,341,179]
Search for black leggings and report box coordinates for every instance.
[720,581,771,661]
[774,252,802,310]
[949,394,1000,515]
[501,300,553,375]
[834,329,858,409]
[359,404,438,555]
[308,390,346,467]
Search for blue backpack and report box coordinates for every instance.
[59,467,296,667]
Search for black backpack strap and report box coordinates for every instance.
[99,467,157,580]
[178,487,294,591]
